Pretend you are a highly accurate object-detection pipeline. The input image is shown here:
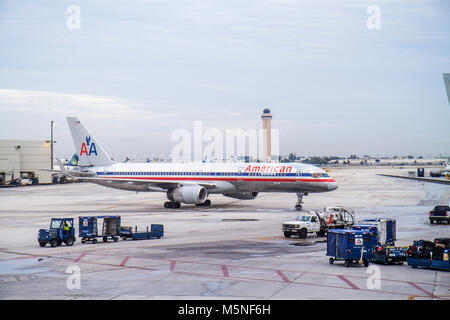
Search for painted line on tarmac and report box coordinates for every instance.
[74,253,87,262]
[276,270,291,283]
[100,206,117,210]
[2,250,449,299]
[221,265,230,277]
[87,251,450,290]
[20,253,448,300]
[337,275,360,290]
[170,260,176,272]
[119,256,130,267]
[3,249,450,294]
[407,281,437,299]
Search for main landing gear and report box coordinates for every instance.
[195,199,211,207]
[164,201,181,209]
[295,192,308,210]
[163,199,212,209]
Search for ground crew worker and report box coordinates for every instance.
[63,221,70,234]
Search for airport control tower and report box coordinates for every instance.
[444,73,450,106]
[261,108,273,162]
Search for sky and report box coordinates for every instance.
[0,0,449,161]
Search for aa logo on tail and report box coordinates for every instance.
[80,136,97,156]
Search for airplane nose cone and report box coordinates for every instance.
[327,181,338,191]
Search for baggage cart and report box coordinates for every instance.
[431,253,450,271]
[327,229,372,267]
[120,224,164,240]
[407,257,432,269]
[371,246,407,265]
[407,241,450,271]
[79,216,121,243]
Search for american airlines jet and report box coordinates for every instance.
[65,117,338,209]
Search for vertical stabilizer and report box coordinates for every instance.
[66,117,114,167]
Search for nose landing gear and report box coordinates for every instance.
[295,192,307,210]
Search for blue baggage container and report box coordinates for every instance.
[79,217,98,238]
[79,216,121,243]
[327,229,372,267]
[351,225,379,248]
[149,224,164,239]
[356,219,396,246]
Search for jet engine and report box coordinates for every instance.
[167,185,208,204]
[223,191,259,200]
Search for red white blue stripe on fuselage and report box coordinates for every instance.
[95,171,334,182]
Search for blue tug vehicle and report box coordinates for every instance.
[38,218,76,247]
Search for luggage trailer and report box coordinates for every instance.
[120,224,164,240]
[407,239,450,271]
[79,216,121,243]
[327,229,372,267]
[407,251,450,271]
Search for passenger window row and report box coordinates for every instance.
[97,172,302,177]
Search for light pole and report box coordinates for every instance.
[51,120,55,170]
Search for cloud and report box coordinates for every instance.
[0,88,175,121]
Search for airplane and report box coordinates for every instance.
[63,117,338,209]
[36,153,79,180]
[430,162,450,177]
[67,153,79,166]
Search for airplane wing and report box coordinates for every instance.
[56,159,73,176]
[55,159,217,191]
[75,175,217,190]
[36,169,64,173]
[37,159,73,174]
[378,174,450,185]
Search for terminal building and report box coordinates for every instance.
[0,140,52,185]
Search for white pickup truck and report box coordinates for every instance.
[282,207,355,239]
[282,212,324,238]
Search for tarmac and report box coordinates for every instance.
[0,167,449,300]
